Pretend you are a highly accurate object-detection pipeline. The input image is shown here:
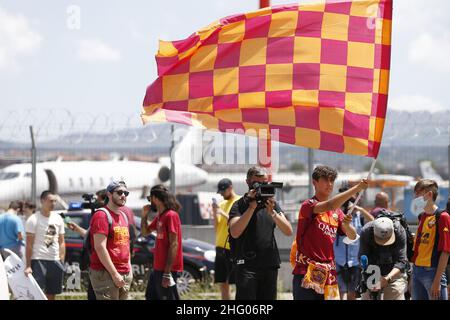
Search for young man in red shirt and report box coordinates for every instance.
[141,184,183,300]
[293,166,368,300]
[89,181,132,300]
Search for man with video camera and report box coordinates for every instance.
[229,167,293,300]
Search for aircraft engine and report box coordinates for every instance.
[158,166,171,183]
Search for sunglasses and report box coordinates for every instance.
[114,190,129,197]
[146,196,152,202]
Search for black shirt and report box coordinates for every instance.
[228,195,283,269]
[359,221,408,275]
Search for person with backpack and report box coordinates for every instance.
[292,166,368,300]
[141,185,183,300]
[67,188,137,300]
[369,192,390,218]
[359,216,409,300]
[411,179,450,300]
[372,208,416,300]
[88,181,132,300]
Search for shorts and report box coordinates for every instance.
[31,259,65,295]
[145,270,180,300]
[89,268,132,300]
[336,265,361,293]
[214,247,236,284]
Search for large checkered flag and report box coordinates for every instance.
[141,0,392,158]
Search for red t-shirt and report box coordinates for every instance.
[148,210,183,272]
[121,206,136,226]
[89,207,131,273]
[293,197,345,275]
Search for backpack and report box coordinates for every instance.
[80,208,129,271]
[376,209,415,261]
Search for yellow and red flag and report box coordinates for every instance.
[142,0,392,158]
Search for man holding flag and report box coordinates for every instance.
[293,166,368,300]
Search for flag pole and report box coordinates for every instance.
[342,157,377,245]
[259,0,270,8]
[348,157,377,215]
[257,0,272,181]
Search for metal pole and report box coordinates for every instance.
[258,134,272,182]
[308,148,314,197]
[260,0,270,8]
[257,0,272,181]
[448,127,450,181]
[30,126,37,205]
[170,124,176,194]
[347,158,377,216]
[342,158,377,245]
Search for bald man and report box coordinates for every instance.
[370,192,390,218]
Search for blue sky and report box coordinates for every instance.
[0,0,449,124]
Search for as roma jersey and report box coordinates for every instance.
[412,210,450,268]
[293,197,345,275]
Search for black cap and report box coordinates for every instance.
[217,178,232,193]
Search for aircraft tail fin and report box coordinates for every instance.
[419,160,444,183]
[172,128,204,165]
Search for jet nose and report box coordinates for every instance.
[0,182,24,207]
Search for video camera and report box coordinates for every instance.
[251,182,283,205]
[81,193,102,214]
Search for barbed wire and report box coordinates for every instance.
[0,108,449,145]
[0,108,164,144]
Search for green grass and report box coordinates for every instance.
[57,277,289,300]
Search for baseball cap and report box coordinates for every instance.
[106,180,127,193]
[217,178,232,193]
[373,217,396,246]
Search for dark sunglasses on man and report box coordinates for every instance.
[114,190,129,197]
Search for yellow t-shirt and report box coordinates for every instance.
[215,195,240,249]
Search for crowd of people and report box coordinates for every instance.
[1,165,450,301]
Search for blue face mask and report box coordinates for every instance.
[411,196,427,216]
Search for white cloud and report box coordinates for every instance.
[0,6,42,71]
[77,39,121,63]
[395,0,448,34]
[409,32,450,71]
[390,95,446,113]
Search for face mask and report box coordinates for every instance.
[411,196,427,216]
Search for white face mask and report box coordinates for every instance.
[411,196,427,216]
